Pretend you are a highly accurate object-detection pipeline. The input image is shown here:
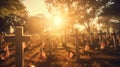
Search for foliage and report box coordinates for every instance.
[102,0,120,17]
[45,0,119,32]
[24,15,48,34]
[0,14,27,33]
[0,0,27,33]
[0,0,27,17]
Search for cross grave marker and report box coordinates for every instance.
[113,30,117,51]
[98,30,103,42]
[5,26,31,67]
[75,29,80,62]
[70,29,80,62]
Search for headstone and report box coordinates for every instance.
[68,29,80,62]
[46,38,52,56]
[75,29,79,62]
[4,26,31,67]
[0,34,4,45]
[98,30,105,49]
[113,30,117,51]
[89,32,93,45]
[98,30,103,42]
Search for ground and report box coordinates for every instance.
[0,42,120,67]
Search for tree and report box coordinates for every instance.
[24,14,48,34]
[102,0,120,17]
[0,0,27,33]
[98,0,120,31]
[97,16,120,32]
[0,0,27,17]
[45,0,116,33]
[0,14,27,33]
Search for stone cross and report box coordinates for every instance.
[72,29,80,62]
[69,29,80,62]
[5,26,31,67]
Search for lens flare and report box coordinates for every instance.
[54,16,62,26]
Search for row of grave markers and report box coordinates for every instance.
[2,26,120,67]
[3,26,81,67]
[98,30,120,51]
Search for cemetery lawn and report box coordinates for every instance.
[1,43,120,67]
[27,48,120,67]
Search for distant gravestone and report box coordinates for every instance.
[65,29,80,62]
[98,30,103,42]
[5,26,31,67]
[113,30,117,51]
[74,29,80,62]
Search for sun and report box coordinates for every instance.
[54,16,62,26]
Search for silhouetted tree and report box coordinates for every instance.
[24,15,48,34]
[45,0,118,33]
[0,0,27,17]
[0,0,27,33]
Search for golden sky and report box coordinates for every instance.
[23,0,48,16]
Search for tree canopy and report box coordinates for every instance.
[0,0,27,33]
[0,0,27,17]
[45,0,120,32]
[102,0,120,17]
[24,14,48,34]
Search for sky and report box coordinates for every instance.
[22,0,48,16]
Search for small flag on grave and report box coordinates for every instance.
[100,41,105,49]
